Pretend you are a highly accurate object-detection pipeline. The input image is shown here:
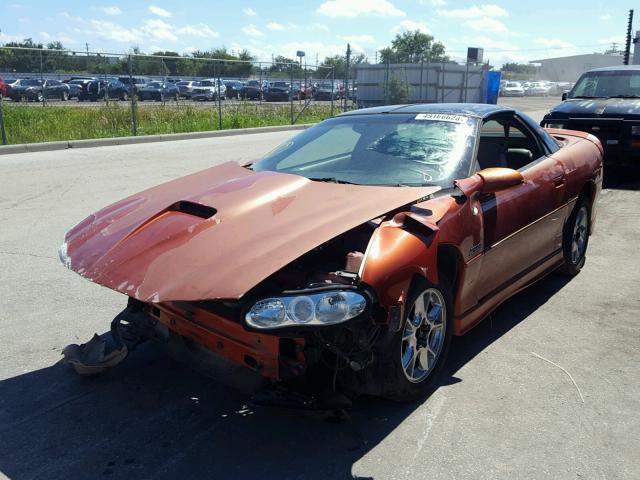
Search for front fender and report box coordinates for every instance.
[360,222,438,314]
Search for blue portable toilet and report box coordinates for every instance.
[483,71,502,104]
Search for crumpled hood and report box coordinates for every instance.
[549,98,640,118]
[63,161,440,302]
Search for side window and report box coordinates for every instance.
[477,119,508,170]
[505,121,542,170]
[477,116,543,171]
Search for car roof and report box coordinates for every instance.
[586,65,640,73]
[338,103,513,119]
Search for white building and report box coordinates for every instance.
[529,53,623,82]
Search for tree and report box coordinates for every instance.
[379,30,448,64]
[501,62,536,75]
[320,53,367,78]
[385,74,409,103]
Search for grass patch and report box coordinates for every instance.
[0,101,334,145]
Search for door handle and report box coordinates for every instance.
[553,175,565,188]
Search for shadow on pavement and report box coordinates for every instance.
[0,274,570,480]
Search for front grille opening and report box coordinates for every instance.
[169,201,217,219]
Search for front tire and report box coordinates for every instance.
[559,197,590,276]
[377,277,453,402]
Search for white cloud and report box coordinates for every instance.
[598,35,625,45]
[464,17,508,33]
[312,23,330,32]
[57,33,76,44]
[148,5,171,17]
[177,23,219,38]
[338,34,375,44]
[429,0,446,5]
[391,20,431,34]
[103,6,122,15]
[39,31,52,40]
[243,7,256,16]
[242,24,263,37]
[0,31,26,43]
[266,22,284,31]
[140,19,177,41]
[533,38,576,50]
[599,14,612,21]
[438,4,507,18]
[317,0,405,18]
[86,20,142,43]
[59,11,83,22]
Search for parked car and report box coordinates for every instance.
[137,81,180,101]
[501,81,525,97]
[224,80,244,99]
[80,78,130,101]
[264,81,292,101]
[557,82,574,94]
[525,82,550,96]
[191,79,226,101]
[64,77,95,99]
[176,80,199,99]
[9,79,71,102]
[541,65,640,163]
[239,80,262,100]
[313,82,340,101]
[0,78,8,98]
[118,76,150,95]
[59,103,602,404]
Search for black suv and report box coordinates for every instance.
[541,65,640,162]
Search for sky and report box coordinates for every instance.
[0,1,635,67]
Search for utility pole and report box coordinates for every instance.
[345,43,351,111]
[624,9,634,65]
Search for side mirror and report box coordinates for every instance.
[477,167,524,193]
[562,92,568,101]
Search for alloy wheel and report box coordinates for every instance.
[401,288,447,383]
[571,206,588,264]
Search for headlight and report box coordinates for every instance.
[245,290,367,329]
[547,123,565,129]
[631,125,640,136]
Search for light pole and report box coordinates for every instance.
[296,50,305,103]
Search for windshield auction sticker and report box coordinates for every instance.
[414,113,466,123]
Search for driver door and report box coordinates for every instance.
[475,114,565,302]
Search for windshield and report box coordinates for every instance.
[147,82,162,88]
[22,79,41,86]
[570,70,640,98]
[253,113,477,187]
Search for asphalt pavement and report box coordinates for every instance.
[0,99,639,480]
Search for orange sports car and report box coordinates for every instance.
[60,104,603,402]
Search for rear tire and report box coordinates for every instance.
[559,196,590,276]
[377,277,453,402]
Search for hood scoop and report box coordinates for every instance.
[169,201,217,219]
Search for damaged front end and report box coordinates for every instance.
[60,162,442,402]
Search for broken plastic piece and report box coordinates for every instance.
[62,333,128,376]
[345,251,364,273]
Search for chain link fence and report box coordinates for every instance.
[0,46,359,145]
